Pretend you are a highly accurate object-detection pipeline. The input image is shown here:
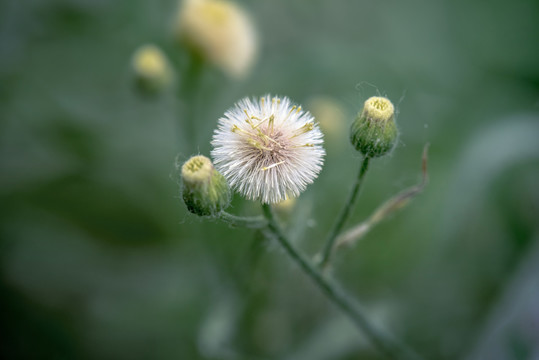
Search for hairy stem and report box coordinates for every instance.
[319,156,370,267]
[218,212,268,229]
[261,203,422,360]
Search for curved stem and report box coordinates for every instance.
[218,211,267,229]
[261,204,422,360]
[319,156,370,267]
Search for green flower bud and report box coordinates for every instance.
[131,44,173,95]
[181,155,230,216]
[350,96,398,158]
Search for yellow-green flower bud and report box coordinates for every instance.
[274,197,296,216]
[350,96,398,158]
[307,96,346,141]
[181,155,230,216]
[131,44,173,95]
[173,0,258,79]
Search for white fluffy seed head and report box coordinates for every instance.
[211,95,325,204]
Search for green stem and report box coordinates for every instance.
[336,145,430,249]
[218,212,267,229]
[261,204,422,360]
[179,53,204,151]
[320,156,370,267]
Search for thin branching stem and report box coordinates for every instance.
[319,156,370,268]
[261,203,422,360]
[336,144,430,249]
[218,212,268,229]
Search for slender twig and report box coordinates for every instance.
[218,211,267,229]
[319,156,370,267]
[261,203,423,360]
[336,144,430,249]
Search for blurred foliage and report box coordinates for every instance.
[1,0,538,359]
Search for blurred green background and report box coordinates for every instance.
[1,0,538,359]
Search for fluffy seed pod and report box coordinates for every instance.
[211,95,325,204]
[350,96,398,158]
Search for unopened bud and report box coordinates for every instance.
[132,44,173,95]
[307,96,346,141]
[181,155,230,216]
[174,0,257,78]
[350,96,398,158]
[274,197,296,215]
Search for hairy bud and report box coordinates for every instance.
[181,155,230,216]
[350,96,398,158]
